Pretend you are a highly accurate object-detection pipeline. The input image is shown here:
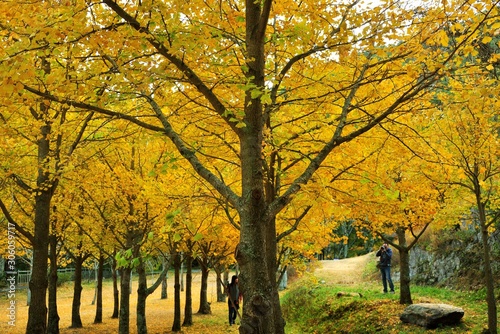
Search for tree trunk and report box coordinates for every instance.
[182,253,193,326]
[171,252,181,332]
[266,216,285,330]
[26,183,51,334]
[136,259,147,334]
[47,235,59,334]
[396,228,412,305]
[180,254,184,292]
[481,225,497,334]
[197,258,211,314]
[277,266,288,291]
[478,200,497,334]
[26,62,54,334]
[112,257,119,319]
[161,260,168,299]
[93,254,104,324]
[234,1,285,332]
[215,268,226,303]
[70,256,84,328]
[118,267,132,334]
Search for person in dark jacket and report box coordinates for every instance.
[376,243,395,294]
[227,275,242,325]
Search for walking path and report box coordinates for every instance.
[313,252,375,284]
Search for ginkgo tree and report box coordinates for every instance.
[3,0,500,333]
[344,127,450,304]
[0,75,98,334]
[76,132,186,334]
[426,74,500,334]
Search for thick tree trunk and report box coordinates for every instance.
[236,1,285,332]
[136,260,147,334]
[70,256,84,328]
[112,257,119,319]
[266,216,285,330]
[396,228,412,305]
[47,235,59,334]
[237,214,280,334]
[26,184,51,334]
[197,258,211,314]
[182,253,193,326]
[26,64,54,334]
[118,267,132,334]
[93,254,104,324]
[172,252,181,332]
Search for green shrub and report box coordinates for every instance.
[57,272,73,287]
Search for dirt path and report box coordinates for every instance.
[313,252,375,285]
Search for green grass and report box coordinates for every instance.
[281,275,494,334]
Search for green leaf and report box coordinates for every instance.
[360,178,371,185]
[251,88,262,99]
[235,122,246,128]
[261,92,272,104]
[125,249,133,259]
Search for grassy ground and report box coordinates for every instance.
[281,276,492,334]
[0,271,240,334]
[281,257,495,334]
[0,257,496,333]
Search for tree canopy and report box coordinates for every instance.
[1,0,500,333]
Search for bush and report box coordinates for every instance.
[57,272,73,287]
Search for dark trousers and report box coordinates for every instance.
[381,266,395,292]
[228,301,239,324]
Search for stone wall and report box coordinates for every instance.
[408,229,500,289]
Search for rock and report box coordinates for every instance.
[336,291,362,298]
[400,303,464,329]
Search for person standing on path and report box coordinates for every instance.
[227,275,242,325]
[376,243,395,294]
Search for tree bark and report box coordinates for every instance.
[396,228,412,305]
[118,267,132,334]
[215,267,226,303]
[112,256,119,319]
[47,235,59,334]
[161,260,168,299]
[70,256,84,328]
[182,253,193,326]
[233,0,285,332]
[477,200,497,334]
[26,122,52,334]
[197,256,211,314]
[136,259,147,334]
[171,251,181,332]
[93,254,104,324]
[481,225,497,334]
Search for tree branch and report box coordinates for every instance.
[276,205,312,242]
[101,0,239,134]
[0,198,34,243]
